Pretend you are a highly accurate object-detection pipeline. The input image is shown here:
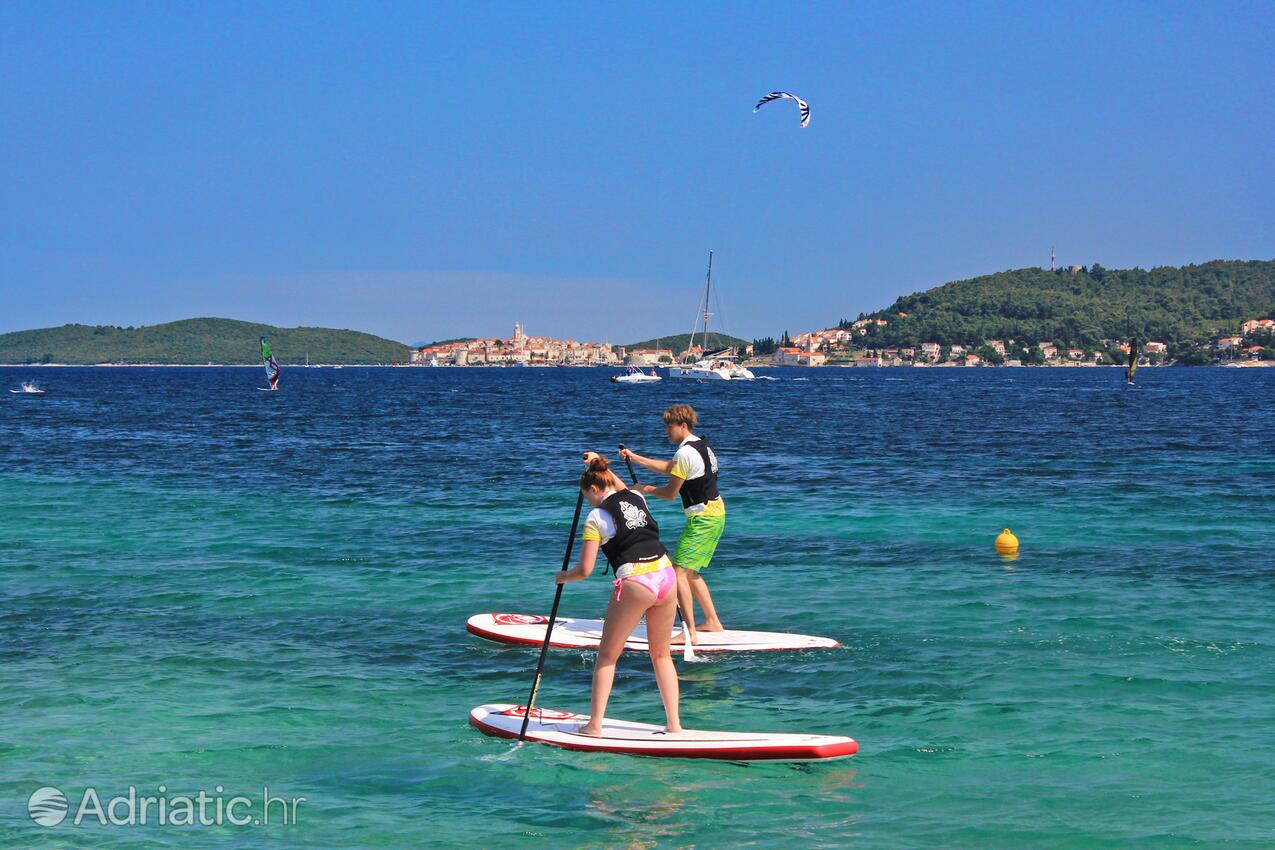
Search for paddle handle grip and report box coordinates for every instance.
[618,444,639,485]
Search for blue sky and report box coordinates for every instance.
[2,1,1271,344]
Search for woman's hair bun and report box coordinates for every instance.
[580,454,617,490]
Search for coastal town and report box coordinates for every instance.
[409,317,1275,368]
[410,323,624,366]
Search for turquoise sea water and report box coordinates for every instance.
[1,366,1273,849]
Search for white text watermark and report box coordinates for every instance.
[28,785,305,828]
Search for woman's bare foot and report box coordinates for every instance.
[664,725,683,734]
[697,621,725,632]
[578,724,604,737]
[668,632,700,645]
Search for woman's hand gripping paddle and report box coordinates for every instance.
[619,444,697,663]
[518,484,585,741]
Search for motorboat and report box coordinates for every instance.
[611,366,662,384]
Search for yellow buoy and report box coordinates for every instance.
[995,528,1019,554]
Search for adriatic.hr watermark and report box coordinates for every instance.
[27,785,305,828]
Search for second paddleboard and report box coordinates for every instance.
[467,613,839,653]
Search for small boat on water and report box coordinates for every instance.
[10,381,47,395]
[611,366,662,384]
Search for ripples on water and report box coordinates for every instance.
[1,366,1272,849]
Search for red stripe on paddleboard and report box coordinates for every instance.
[469,715,858,761]
[466,620,583,649]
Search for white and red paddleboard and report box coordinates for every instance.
[467,613,840,653]
[470,704,858,762]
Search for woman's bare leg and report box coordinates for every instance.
[580,582,656,736]
[644,590,682,732]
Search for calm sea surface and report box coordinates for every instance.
[1,366,1273,849]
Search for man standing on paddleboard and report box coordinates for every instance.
[620,404,726,645]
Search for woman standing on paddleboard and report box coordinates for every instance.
[620,404,727,646]
[556,456,682,735]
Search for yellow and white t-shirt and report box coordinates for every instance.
[671,435,726,518]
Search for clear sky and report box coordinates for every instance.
[2,1,1271,344]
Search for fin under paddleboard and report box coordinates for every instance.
[470,704,857,762]
[467,613,840,653]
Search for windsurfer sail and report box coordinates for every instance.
[1125,337,1137,384]
[261,337,281,390]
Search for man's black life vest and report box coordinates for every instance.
[599,490,666,570]
[678,436,721,510]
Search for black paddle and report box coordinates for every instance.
[518,483,585,741]
[619,444,697,662]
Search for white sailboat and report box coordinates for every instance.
[667,251,754,382]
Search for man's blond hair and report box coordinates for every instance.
[662,404,697,429]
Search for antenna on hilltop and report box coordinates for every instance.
[1051,246,1056,272]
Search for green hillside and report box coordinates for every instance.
[848,259,1275,348]
[0,318,411,364]
[621,332,749,353]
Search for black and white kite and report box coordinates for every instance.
[753,91,811,128]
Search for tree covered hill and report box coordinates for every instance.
[848,260,1275,348]
[0,318,411,364]
[621,332,749,353]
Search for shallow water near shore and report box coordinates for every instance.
[1,365,1273,848]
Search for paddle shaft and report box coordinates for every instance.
[518,488,585,741]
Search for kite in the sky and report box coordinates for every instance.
[754,91,811,128]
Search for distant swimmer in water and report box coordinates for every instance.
[620,404,727,644]
[556,456,681,735]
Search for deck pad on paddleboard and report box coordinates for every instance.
[470,704,857,761]
[467,613,839,653]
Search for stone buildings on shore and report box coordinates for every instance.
[411,323,621,366]
[411,316,1271,368]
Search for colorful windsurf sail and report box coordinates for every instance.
[1126,337,1137,384]
[261,336,280,390]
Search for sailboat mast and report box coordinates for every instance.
[703,250,713,349]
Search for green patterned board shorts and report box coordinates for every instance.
[673,512,726,572]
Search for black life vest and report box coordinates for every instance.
[599,490,666,570]
[678,436,721,509]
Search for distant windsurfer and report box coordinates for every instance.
[261,336,281,390]
[556,456,682,735]
[1125,337,1138,384]
[620,404,727,644]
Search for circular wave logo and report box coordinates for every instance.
[28,786,69,827]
